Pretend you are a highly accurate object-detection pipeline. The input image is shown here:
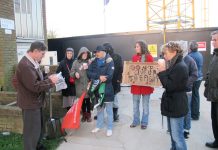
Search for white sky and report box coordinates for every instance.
[46,0,218,38]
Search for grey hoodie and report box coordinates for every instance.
[71,47,91,98]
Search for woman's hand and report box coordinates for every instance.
[75,72,80,79]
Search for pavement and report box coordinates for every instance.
[57,82,214,150]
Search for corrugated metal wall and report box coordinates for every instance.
[48,27,218,78]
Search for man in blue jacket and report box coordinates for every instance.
[87,45,114,137]
[189,41,203,120]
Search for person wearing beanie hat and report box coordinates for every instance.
[56,47,76,110]
[103,43,123,122]
[188,41,204,121]
[88,45,115,137]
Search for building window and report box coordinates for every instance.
[14,0,44,39]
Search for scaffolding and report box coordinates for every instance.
[146,0,195,42]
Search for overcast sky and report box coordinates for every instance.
[46,0,218,38]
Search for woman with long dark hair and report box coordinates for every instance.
[130,41,154,129]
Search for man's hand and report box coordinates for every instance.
[100,76,107,82]
[48,74,58,84]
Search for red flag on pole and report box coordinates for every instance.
[61,92,86,131]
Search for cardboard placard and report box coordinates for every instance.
[122,61,161,87]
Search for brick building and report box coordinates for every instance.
[0,0,47,91]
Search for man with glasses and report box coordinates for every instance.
[15,41,58,150]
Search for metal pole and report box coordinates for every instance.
[163,0,166,44]
[146,0,149,31]
[192,0,195,28]
[177,0,181,29]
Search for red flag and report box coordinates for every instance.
[61,92,86,131]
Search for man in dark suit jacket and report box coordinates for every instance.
[16,41,58,150]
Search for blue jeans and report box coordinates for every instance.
[132,94,150,126]
[191,80,202,119]
[184,92,192,130]
[96,102,113,130]
[168,117,187,150]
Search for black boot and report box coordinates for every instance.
[113,108,119,122]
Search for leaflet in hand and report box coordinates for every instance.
[55,72,67,91]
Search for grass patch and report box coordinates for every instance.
[0,132,63,150]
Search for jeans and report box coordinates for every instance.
[168,117,187,150]
[184,92,192,130]
[96,102,113,130]
[132,94,150,126]
[191,80,202,119]
[113,94,119,108]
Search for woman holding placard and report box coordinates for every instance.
[130,41,154,130]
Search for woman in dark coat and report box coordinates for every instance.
[56,47,76,110]
[158,41,188,150]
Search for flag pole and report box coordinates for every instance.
[104,0,106,33]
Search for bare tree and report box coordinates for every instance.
[47,30,57,39]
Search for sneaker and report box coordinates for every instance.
[184,131,190,139]
[106,130,112,137]
[91,128,100,133]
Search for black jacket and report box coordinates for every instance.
[184,55,198,92]
[110,53,123,94]
[204,48,218,102]
[56,58,76,96]
[158,56,189,118]
[87,54,114,102]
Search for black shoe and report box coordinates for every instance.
[36,143,47,150]
[130,124,138,128]
[113,108,119,122]
[141,125,147,130]
[206,141,218,148]
[184,131,189,139]
[192,117,199,121]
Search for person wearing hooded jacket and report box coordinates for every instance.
[56,47,76,110]
[71,47,92,122]
[103,43,123,122]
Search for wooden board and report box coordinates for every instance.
[122,61,161,87]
